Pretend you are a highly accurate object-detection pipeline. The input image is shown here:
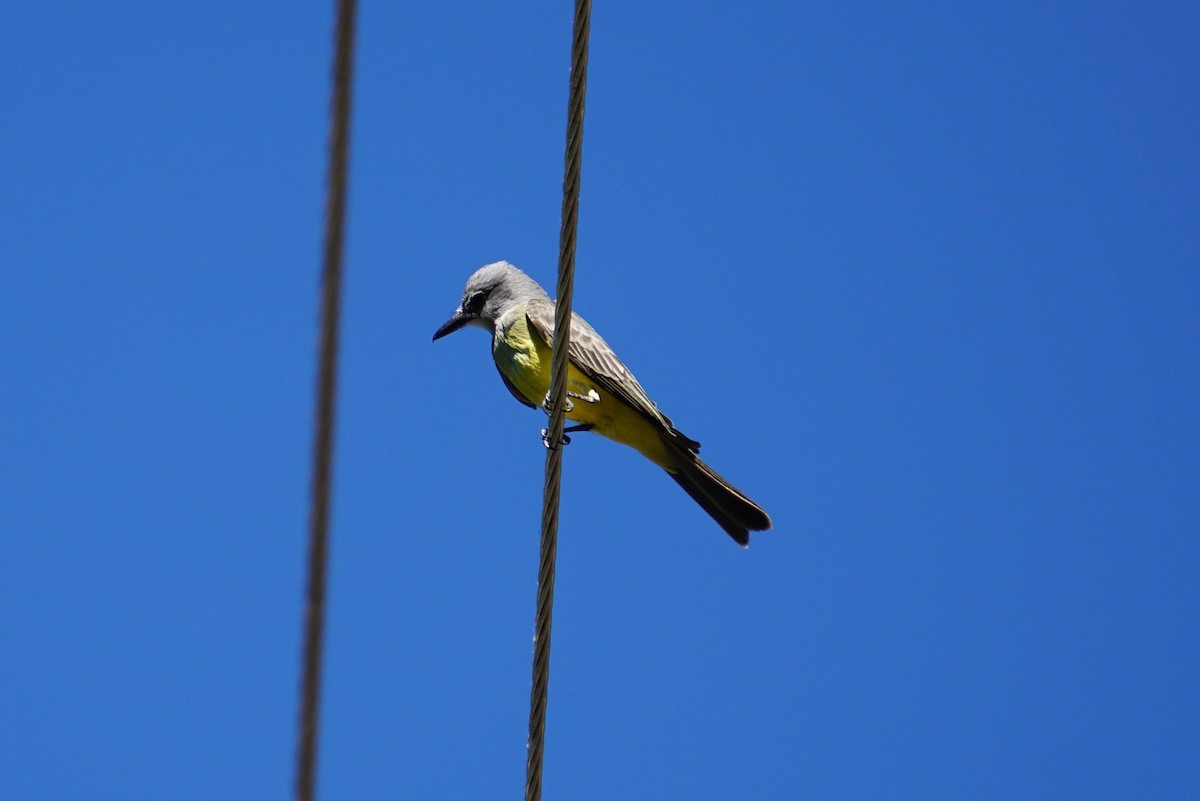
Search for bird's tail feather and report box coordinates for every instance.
[661,431,772,546]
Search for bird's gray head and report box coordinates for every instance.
[432,261,549,341]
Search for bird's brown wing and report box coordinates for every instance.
[524,296,699,452]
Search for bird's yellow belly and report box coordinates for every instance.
[494,315,672,467]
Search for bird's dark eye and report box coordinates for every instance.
[464,291,487,313]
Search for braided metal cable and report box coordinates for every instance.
[295,1,357,800]
[526,1,592,799]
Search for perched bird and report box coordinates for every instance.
[433,261,771,546]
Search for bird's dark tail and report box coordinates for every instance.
[660,430,772,547]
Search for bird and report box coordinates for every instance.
[433,261,771,546]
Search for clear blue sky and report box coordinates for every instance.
[2,2,1197,799]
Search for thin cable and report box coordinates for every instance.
[525,2,592,800]
[295,2,358,800]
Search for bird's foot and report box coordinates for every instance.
[541,393,575,415]
[541,423,594,449]
[541,389,599,415]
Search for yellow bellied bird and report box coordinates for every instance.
[433,261,771,546]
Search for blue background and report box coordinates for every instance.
[2,2,1197,799]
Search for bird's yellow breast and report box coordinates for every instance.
[493,307,672,466]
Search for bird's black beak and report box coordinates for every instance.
[432,308,474,341]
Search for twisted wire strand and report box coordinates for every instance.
[295,2,358,800]
[526,2,592,799]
